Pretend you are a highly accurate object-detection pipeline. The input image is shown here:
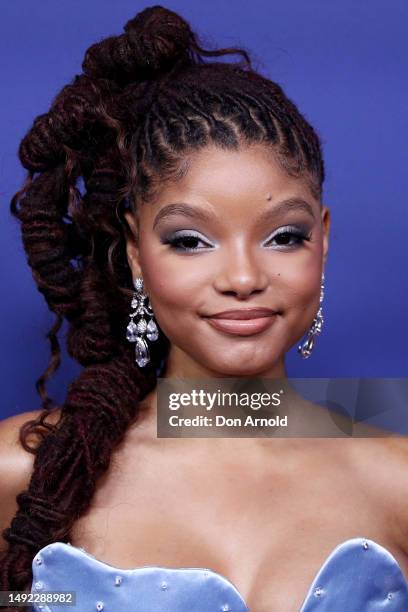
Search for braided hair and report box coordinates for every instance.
[1,5,325,602]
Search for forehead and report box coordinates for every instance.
[138,144,318,221]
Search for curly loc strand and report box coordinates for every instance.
[3,6,326,606]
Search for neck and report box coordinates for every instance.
[134,352,295,443]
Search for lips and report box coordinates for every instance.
[202,308,278,336]
[205,308,278,320]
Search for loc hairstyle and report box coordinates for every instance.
[1,5,325,603]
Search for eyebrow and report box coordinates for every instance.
[152,197,316,229]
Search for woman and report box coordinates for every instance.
[1,5,408,611]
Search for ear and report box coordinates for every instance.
[321,205,330,267]
[123,210,142,279]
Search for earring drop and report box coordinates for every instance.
[126,277,159,367]
[298,272,325,359]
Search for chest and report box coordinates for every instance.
[70,440,408,612]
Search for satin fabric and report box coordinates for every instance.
[29,537,408,611]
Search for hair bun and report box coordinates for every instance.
[82,5,195,87]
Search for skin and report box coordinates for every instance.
[124,143,330,379]
[2,143,408,612]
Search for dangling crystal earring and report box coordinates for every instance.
[298,272,325,359]
[126,277,159,367]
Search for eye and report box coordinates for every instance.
[162,230,214,253]
[263,225,311,250]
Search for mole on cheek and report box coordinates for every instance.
[266,193,272,201]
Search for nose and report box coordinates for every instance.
[213,241,268,298]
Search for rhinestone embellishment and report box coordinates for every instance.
[127,276,159,367]
[137,318,147,334]
[161,580,168,590]
[35,555,43,565]
[126,320,138,341]
[362,540,369,549]
[298,272,325,358]
[34,581,44,590]
[146,318,159,341]
[134,277,143,292]
[114,575,123,586]
[222,605,231,611]
[314,587,323,597]
[135,336,150,367]
[96,602,104,611]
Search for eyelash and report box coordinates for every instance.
[162,226,311,253]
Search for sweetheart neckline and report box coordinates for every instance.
[33,536,408,611]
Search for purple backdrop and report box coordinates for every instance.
[1,1,407,419]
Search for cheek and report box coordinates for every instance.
[138,240,206,324]
[280,257,323,351]
[283,232,324,308]
[286,267,320,309]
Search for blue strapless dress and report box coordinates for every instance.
[29,537,408,611]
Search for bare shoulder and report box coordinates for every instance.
[379,436,408,553]
[347,434,408,550]
[0,408,61,551]
[378,435,408,493]
[349,434,408,483]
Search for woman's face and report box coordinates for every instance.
[124,144,330,378]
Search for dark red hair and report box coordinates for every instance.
[0,5,324,605]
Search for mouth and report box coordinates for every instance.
[202,312,278,336]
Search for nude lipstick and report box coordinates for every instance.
[202,308,278,336]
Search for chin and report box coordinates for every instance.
[204,358,278,378]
